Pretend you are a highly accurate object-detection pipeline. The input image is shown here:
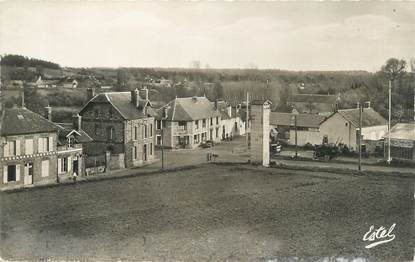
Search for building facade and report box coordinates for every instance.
[156,96,222,149]
[1,108,59,189]
[383,123,415,162]
[79,88,156,169]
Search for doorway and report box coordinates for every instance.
[73,158,79,175]
[24,163,33,185]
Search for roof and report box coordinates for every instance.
[289,94,338,104]
[79,92,152,120]
[55,123,93,146]
[270,112,326,128]
[157,97,220,121]
[336,108,387,127]
[1,107,58,136]
[383,123,415,141]
[288,94,338,114]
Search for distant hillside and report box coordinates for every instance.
[1,54,60,69]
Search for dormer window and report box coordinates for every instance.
[68,137,75,148]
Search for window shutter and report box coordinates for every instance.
[58,158,62,174]
[68,156,72,172]
[3,166,8,183]
[16,164,20,181]
[48,136,53,152]
[4,143,9,157]
[16,139,21,156]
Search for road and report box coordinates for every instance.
[1,163,413,261]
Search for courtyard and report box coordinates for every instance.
[1,161,413,261]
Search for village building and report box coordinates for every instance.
[288,94,339,115]
[383,123,415,162]
[215,101,246,139]
[35,76,58,88]
[54,114,92,180]
[270,112,326,146]
[319,107,388,152]
[155,96,222,149]
[79,88,156,169]
[60,78,78,88]
[1,107,59,189]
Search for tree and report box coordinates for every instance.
[381,58,406,81]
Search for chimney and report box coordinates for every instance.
[139,88,149,101]
[87,88,95,100]
[227,105,232,117]
[21,90,25,108]
[45,106,52,121]
[131,89,139,107]
[73,114,82,131]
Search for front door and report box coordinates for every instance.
[73,159,79,175]
[24,163,33,185]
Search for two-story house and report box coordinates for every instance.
[155,96,221,149]
[1,107,59,189]
[79,88,155,169]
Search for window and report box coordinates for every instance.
[195,120,199,129]
[107,126,115,140]
[215,128,219,138]
[345,122,348,127]
[202,119,206,128]
[156,135,162,146]
[210,118,213,125]
[59,157,68,173]
[216,117,219,125]
[38,137,50,152]
[95,123,100,136]
[150,123,153,137]
[134,126,138,140]
[68,137,75,148]
[156,120,162,130]
[8,140,17,156]
[144,125,148,138]
[150,143,153,155]
[133,146,137,160]
[178,121,187,130]
[7,165,16,182]
[41,160,49,177]
[25,139,33,155]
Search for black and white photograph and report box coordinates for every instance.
[0,1,414,261]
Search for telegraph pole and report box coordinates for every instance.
[294,115,298,159]
[358,105,363,171]
[387,80,392,164]
[245,92,249,147]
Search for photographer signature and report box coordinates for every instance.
[363,223,396,249]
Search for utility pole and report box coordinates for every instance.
[358,105,363,171]
[245,92,249,147]
[161,122,164,170]
[387,79,392,164]
[294,115,298,159]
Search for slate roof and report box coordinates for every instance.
[55,123,93,146]
[80,92,152,120]
[383,123,415,141]
[1,107,58,136]
[289,94,338,104]
[158,97,220,121]
[270,112,326,128]
[336,108,387,127]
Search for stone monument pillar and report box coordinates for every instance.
[249,100,271,166]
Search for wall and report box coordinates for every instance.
[1,132,58,188]
[250,102,270,166]
[362,125,388,141]
[288,129,323,146]
[320,113,356,149]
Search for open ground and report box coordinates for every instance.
[1,155,413,261]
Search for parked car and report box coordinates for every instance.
[200,140,214,148]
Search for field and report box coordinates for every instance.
[1,162,413,261]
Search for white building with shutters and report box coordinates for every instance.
[1,108,59,189]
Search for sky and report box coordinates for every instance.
[0,1,414,71]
